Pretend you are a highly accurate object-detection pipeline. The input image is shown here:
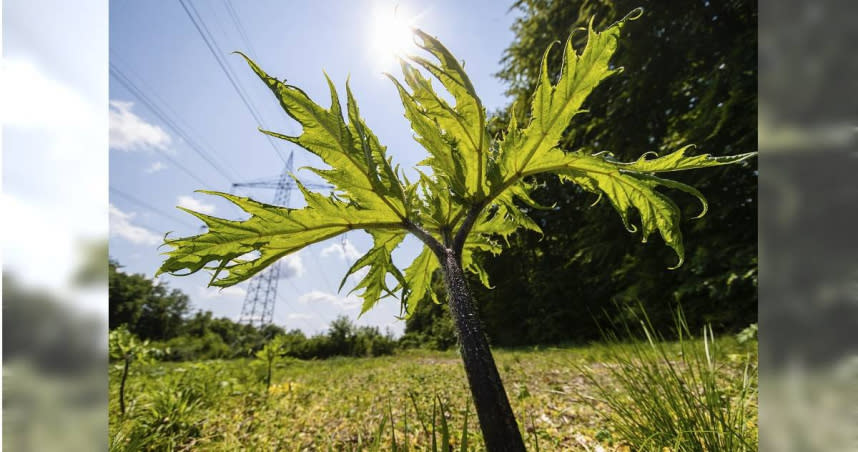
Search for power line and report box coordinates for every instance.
[110,186,198,230]
[109,62,238,184]
[307,245,338,294]
[178,0,289,165]
[278,279,332,336]
[216,0,307,171]
[276,291,322,335]
[110,50,245,182]
[283,275,330,324]
[111,79,208,186]
[222,0,258,60]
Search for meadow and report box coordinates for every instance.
[109,336,757,451]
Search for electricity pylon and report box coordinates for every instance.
[233,151,330,328]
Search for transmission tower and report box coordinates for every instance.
[233,151,331,328]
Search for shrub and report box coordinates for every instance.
[156,331,230,361]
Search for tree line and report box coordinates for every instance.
[109,260,396,361]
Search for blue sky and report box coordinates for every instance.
[108,0,520,336]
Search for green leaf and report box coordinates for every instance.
[236,52,407,218]
[159,54,417,311]
[109,325,154,364]
[498,10,643,180]
[462,241,497,289]
[402,245,440,316]
[616,144,757,173]
[485,8,756,267]
[387,68,468,199]
[415,170,460,232]
[157,188,403,287]
[341,229,407,315]
[459,405,469,452]
[391,29,491,201]
[501,147,754,267]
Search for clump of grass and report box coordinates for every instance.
[581,308,757,451]
[112,371,212,451]
[324,392,472,451]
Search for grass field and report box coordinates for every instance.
[109,339,757,451]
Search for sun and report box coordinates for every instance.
[370,5,419,70]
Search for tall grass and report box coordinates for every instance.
[581,308,757,451]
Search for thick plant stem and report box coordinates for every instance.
[440,249,526,452]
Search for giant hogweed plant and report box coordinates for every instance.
[158,9,754,450]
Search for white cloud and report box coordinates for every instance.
[109,100,171,151]
[280,253,306,279]
[177,195,216,214]
[109,203,160,245]
[321,238,362,261]
[144,161,166,174]
[198,286,247,300]
[297,290,361,310]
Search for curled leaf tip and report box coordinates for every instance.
[571,26,588,37]
[692,198,709,219]
[625,7,645,21]
[668,255,684,270]
[158,232,176,251]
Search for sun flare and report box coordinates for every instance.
[370,6,418,70]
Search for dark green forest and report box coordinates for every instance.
[405,0,757,348]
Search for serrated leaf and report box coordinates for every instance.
[157,187,403,287]
[392,29,491,200]
[514,147,753,267]
[616,144,756,173]
[498,12,639,179]
[462,233,502,289]
[388,68,468,199]
[159,54,417,313]
[486,8,756,267]
[236,52,406,218]
[402,245,440,316]
[341,229,407,315]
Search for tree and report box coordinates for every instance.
[109,260,190,341]
[157,10,753,450]
[109,260,149,330]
